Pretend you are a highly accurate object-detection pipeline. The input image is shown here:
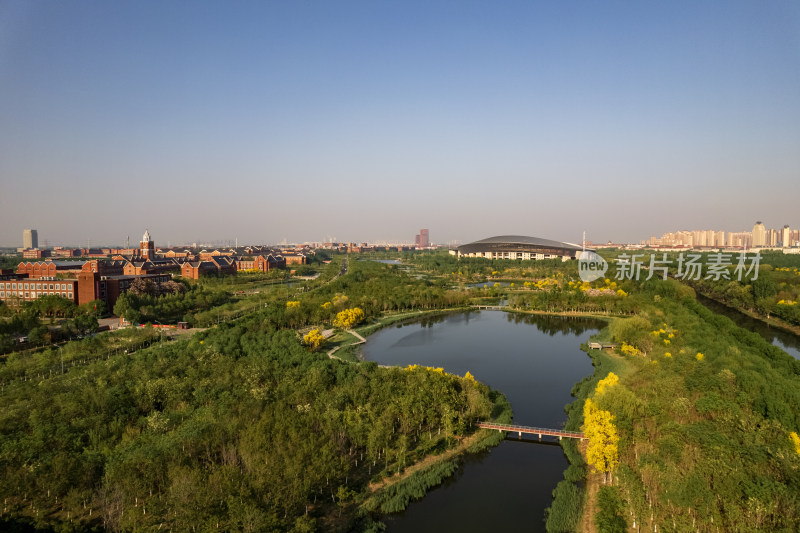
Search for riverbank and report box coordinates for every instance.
[544,327,632,533]
[362,391,511,518]
[326,308,472,362]
[356,307,471,338]
[505,307,622,320]
[692,288,800,337]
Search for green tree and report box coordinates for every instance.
[752,276,777,301]
[595,486,627,532]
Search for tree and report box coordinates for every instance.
[333,308,365,329]
[595,372,619,396]
[789,431,800,456]
[752,276,777,301]
[583,398,619,484]
[27,325,50,345]
[161,280,187,295]
[302,329,325,351]
[73,313,99,335]
[609,316,653,354]
[113,293,142,324]
[129,278,157,297]
[594,486,627,532]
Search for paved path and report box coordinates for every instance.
[326,328,366,361]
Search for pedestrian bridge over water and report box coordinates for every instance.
[478,422,585,441]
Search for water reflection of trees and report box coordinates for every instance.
[504,311,606,336]
[419,311,479,328]
[394,310,477,329]
[397,310,604,336]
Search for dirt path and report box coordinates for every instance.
[578,439,600,533]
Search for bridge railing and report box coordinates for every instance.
[478,422,585,439]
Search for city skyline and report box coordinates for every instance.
[7,216,800,251]
[2,2,799,246]
[645,220,800,249]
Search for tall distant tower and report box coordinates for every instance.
[23,229,38,249]
[140,229,155,259]
[415,229,429,248]
[751,221,766,247]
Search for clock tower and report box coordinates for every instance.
[140,229,155,259]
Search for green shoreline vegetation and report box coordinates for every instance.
[0,256,509,532]
[2,250,800,531]
[406,251,800,530]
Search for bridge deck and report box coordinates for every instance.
[478,422,585,440]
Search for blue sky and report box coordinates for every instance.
[1,1,799,247]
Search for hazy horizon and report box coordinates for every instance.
[2,1,799,247]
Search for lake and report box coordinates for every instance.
[362,310,605,532]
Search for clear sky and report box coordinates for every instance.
[1,1,799,247]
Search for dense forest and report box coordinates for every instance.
[0,257,501,532]
[424,251,800,531]
[1,296,106,354]
[596,249,800,328]
[547,278,800,532]
[0,306,497,531]
[685,261,800,327]
[4,250,800,532]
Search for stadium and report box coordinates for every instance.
[454,235,589,261]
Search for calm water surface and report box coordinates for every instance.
[362,311,604,532]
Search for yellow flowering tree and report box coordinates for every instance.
[619,342,640,357]
[303,329,325,351]
[333,307,365,329]
[595,372,619,396]
[790,431,800,456]
[584,398,620,484]
[332,294,349,308]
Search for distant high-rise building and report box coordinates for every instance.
[415,229,429,248]
[23,229,38,249]
[781,225,791,247]
[752,221,766,247]
[767,228,779,247]
[727,231,752,249]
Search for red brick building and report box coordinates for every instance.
[236,254,286,272]
[122,259,180,276]
[77,271,171,310]
[50,248,81,258]
[17,260,86,279]
[82,260,125,276]
[22,249,50,259]
[4,256,173,312]
[181,257,237,279]
[282,252,306,265]
[0,277,79,304]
